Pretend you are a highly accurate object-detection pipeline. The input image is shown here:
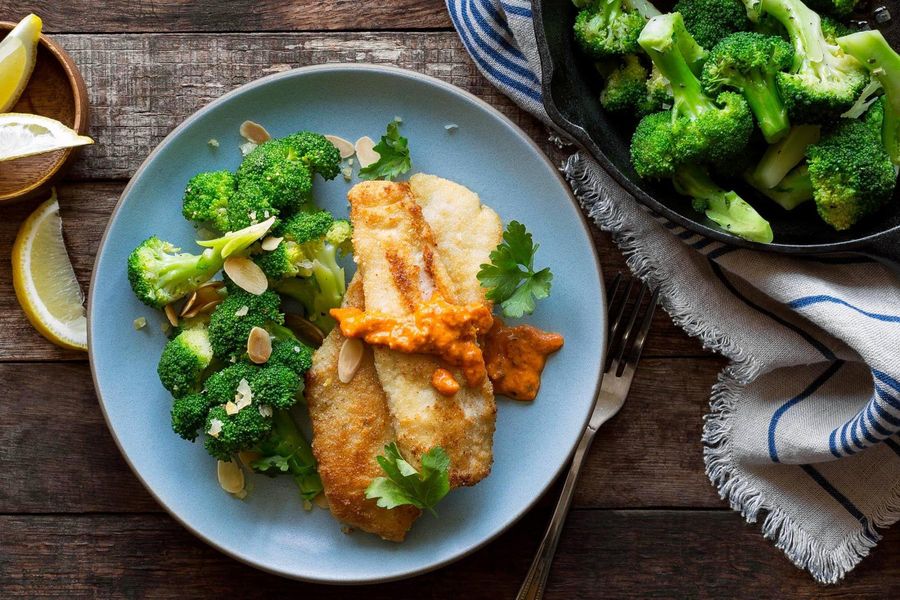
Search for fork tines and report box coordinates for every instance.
[604,274,659,377]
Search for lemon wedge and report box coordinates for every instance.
[0,113,93,161]
[0,14,42,112]
[12,189,87,351]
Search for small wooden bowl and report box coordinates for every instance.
[0,22,89,204]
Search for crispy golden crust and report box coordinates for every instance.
[347,180,497,487]
[306,276,420,542]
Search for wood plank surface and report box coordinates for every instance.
[0,358,723,513]
[2,511,896,598]
[2,1,453,33]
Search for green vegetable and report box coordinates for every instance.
[157,326,213,398]
[600,54,672,116]
[701,32,794,143]
[805,0,861,18]
[252,409,323,502]
[358,121,412,181]
[171,392,215,441]
[126,218,273,308]
[746,164,814,210]
[573,0,648,59]
[673,164,774,243]
[749,124,821,189]
[281,131,342,180]
[268,338,314,376]
[203,362,258,405]
[674,0,751,50]
[181,170,235,232]
[207,287,284,360]
[204,403,273,462]
[477,221,553,319]
[236,139,313,212]
[365,443,450,516]
[250,365,302,410]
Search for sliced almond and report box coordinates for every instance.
[217,460,245,495]
[225,401,239,415]
[224,257,268,295]
[260,236,283,252]
[182,298,222,320]
[240,120,271,145]
[180,291,199,317]
[338,338,364,384]
[284,314,325,347]
[164,303,179,327]
[354,136,380,168]
[200,280,225,290]
[195,284,223,306]
[208,418,224,438]
[325,134,355,159]
[247,326,272,364]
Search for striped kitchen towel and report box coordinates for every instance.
[447,0,900,584]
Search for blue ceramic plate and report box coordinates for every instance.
[88,64,605,584]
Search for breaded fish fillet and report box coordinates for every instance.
[347,179,500,487]
[306,276,420,542]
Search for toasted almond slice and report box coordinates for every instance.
[338,338,364,383]
[224,257,268,295]
[284,314,325,347]
[194,284,222,306]
[260,236,283,252]
[225,401,239,415]
[354,136,380,168]
[200,280,225,290]
[325,134,355,159]
[164,303,179,327]
[182,298,222,319]
[240,120,271,145]
[180,291,199,317]
[217,460,245,494]
[247,326,272,364]
[208,418,224,438]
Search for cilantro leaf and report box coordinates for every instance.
[477,221,553,318]
[365,443,450,516]
[358,121,412,181]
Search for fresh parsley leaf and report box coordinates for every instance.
[358,120,412,181]
[250,454,290,475]
[365,443,450,516]
[477,220,553,318]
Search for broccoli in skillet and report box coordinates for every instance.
[157,325,213,398]
[805,0,862,18]
[574,0,651,58]
[600,54,673,116]
[181,170,235,233]
[673,0,751,50]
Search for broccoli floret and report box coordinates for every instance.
[181,171,235,232]
[204,404,273,462]
[225,189,278,232]
[236,138,313,211]
[839,30,900,165]
[251,409,323,502]
[631,13,754,178]
[702,32,793,142]
[281,132,342,180]
[806,102,897,230]
[674,0,752,50]
[752,0,868,121]
[127,219,273,308]
[820,16,852,43]
[747,163,814,210]
[574,0,648,58]
[203,362,259,405]
[250,365,301,410]
[171,392,215,441]
[255,210,351,332]
[157,326,213,398]
[749,124,821,188]
[805,0,861,17]
[674,164,774,242]
[600,54,671,116]
[208,288,284,360]
[269,338,314,375]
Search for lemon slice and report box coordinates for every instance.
[0,14,42,112]
[0,113,93,161]
[12,189,87,351]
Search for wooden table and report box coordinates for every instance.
[1,3,897,597]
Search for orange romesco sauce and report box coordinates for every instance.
[331,295,494,387]
[431,368,461,396]
[482,318,564,401]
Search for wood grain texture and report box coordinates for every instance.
[1,511,896,598]
[0,359,723,513]
[0,1,453,33]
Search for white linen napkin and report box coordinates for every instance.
[446,0,900,583]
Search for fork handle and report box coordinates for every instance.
[516,423,598,600]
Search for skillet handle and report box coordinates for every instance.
[854,229,900,275]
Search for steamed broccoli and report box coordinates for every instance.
[171,392,215,441]
[281,132,342,180]
[600,54,673,115]
[204,403,273,462]
[630,13,754,178]
[250,365,301,410]
[806,100,897,230]
[251,408,323,502]
[749,124,821,188]
[127,218,273,308]
[839,30,900,165]
[236,139,314,212]
[203,362,258,405]
[674,164,774,242]
[157,326,213,398]
[751,0,868,121]
[207,288,284,360]
[574,0,648,58]
[806,0,861,17]
[269,337,314,375]
[181,171,235,232]
[702,32,794,142]
[747,163,814,210]
[674,0,752,50]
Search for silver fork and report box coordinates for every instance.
[516,275,659,600]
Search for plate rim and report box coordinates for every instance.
[86,62,607,584]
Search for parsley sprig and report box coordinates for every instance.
[477,221,553,318]
[358,120,412,181]
[365,443,450,516]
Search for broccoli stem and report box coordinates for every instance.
[255,409,323,502]
[741,73,790,143]
[751,124,820,188]
[760,0,825,68]
[747,164,813,210]
[674,164,774,243]
[625,0,661,18]
[838,31,900,165]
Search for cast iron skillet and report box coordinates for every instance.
[533,0,900,267]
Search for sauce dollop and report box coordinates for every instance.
[431,368,461,396]
[483,318,564,401]
[331,295,494,387]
